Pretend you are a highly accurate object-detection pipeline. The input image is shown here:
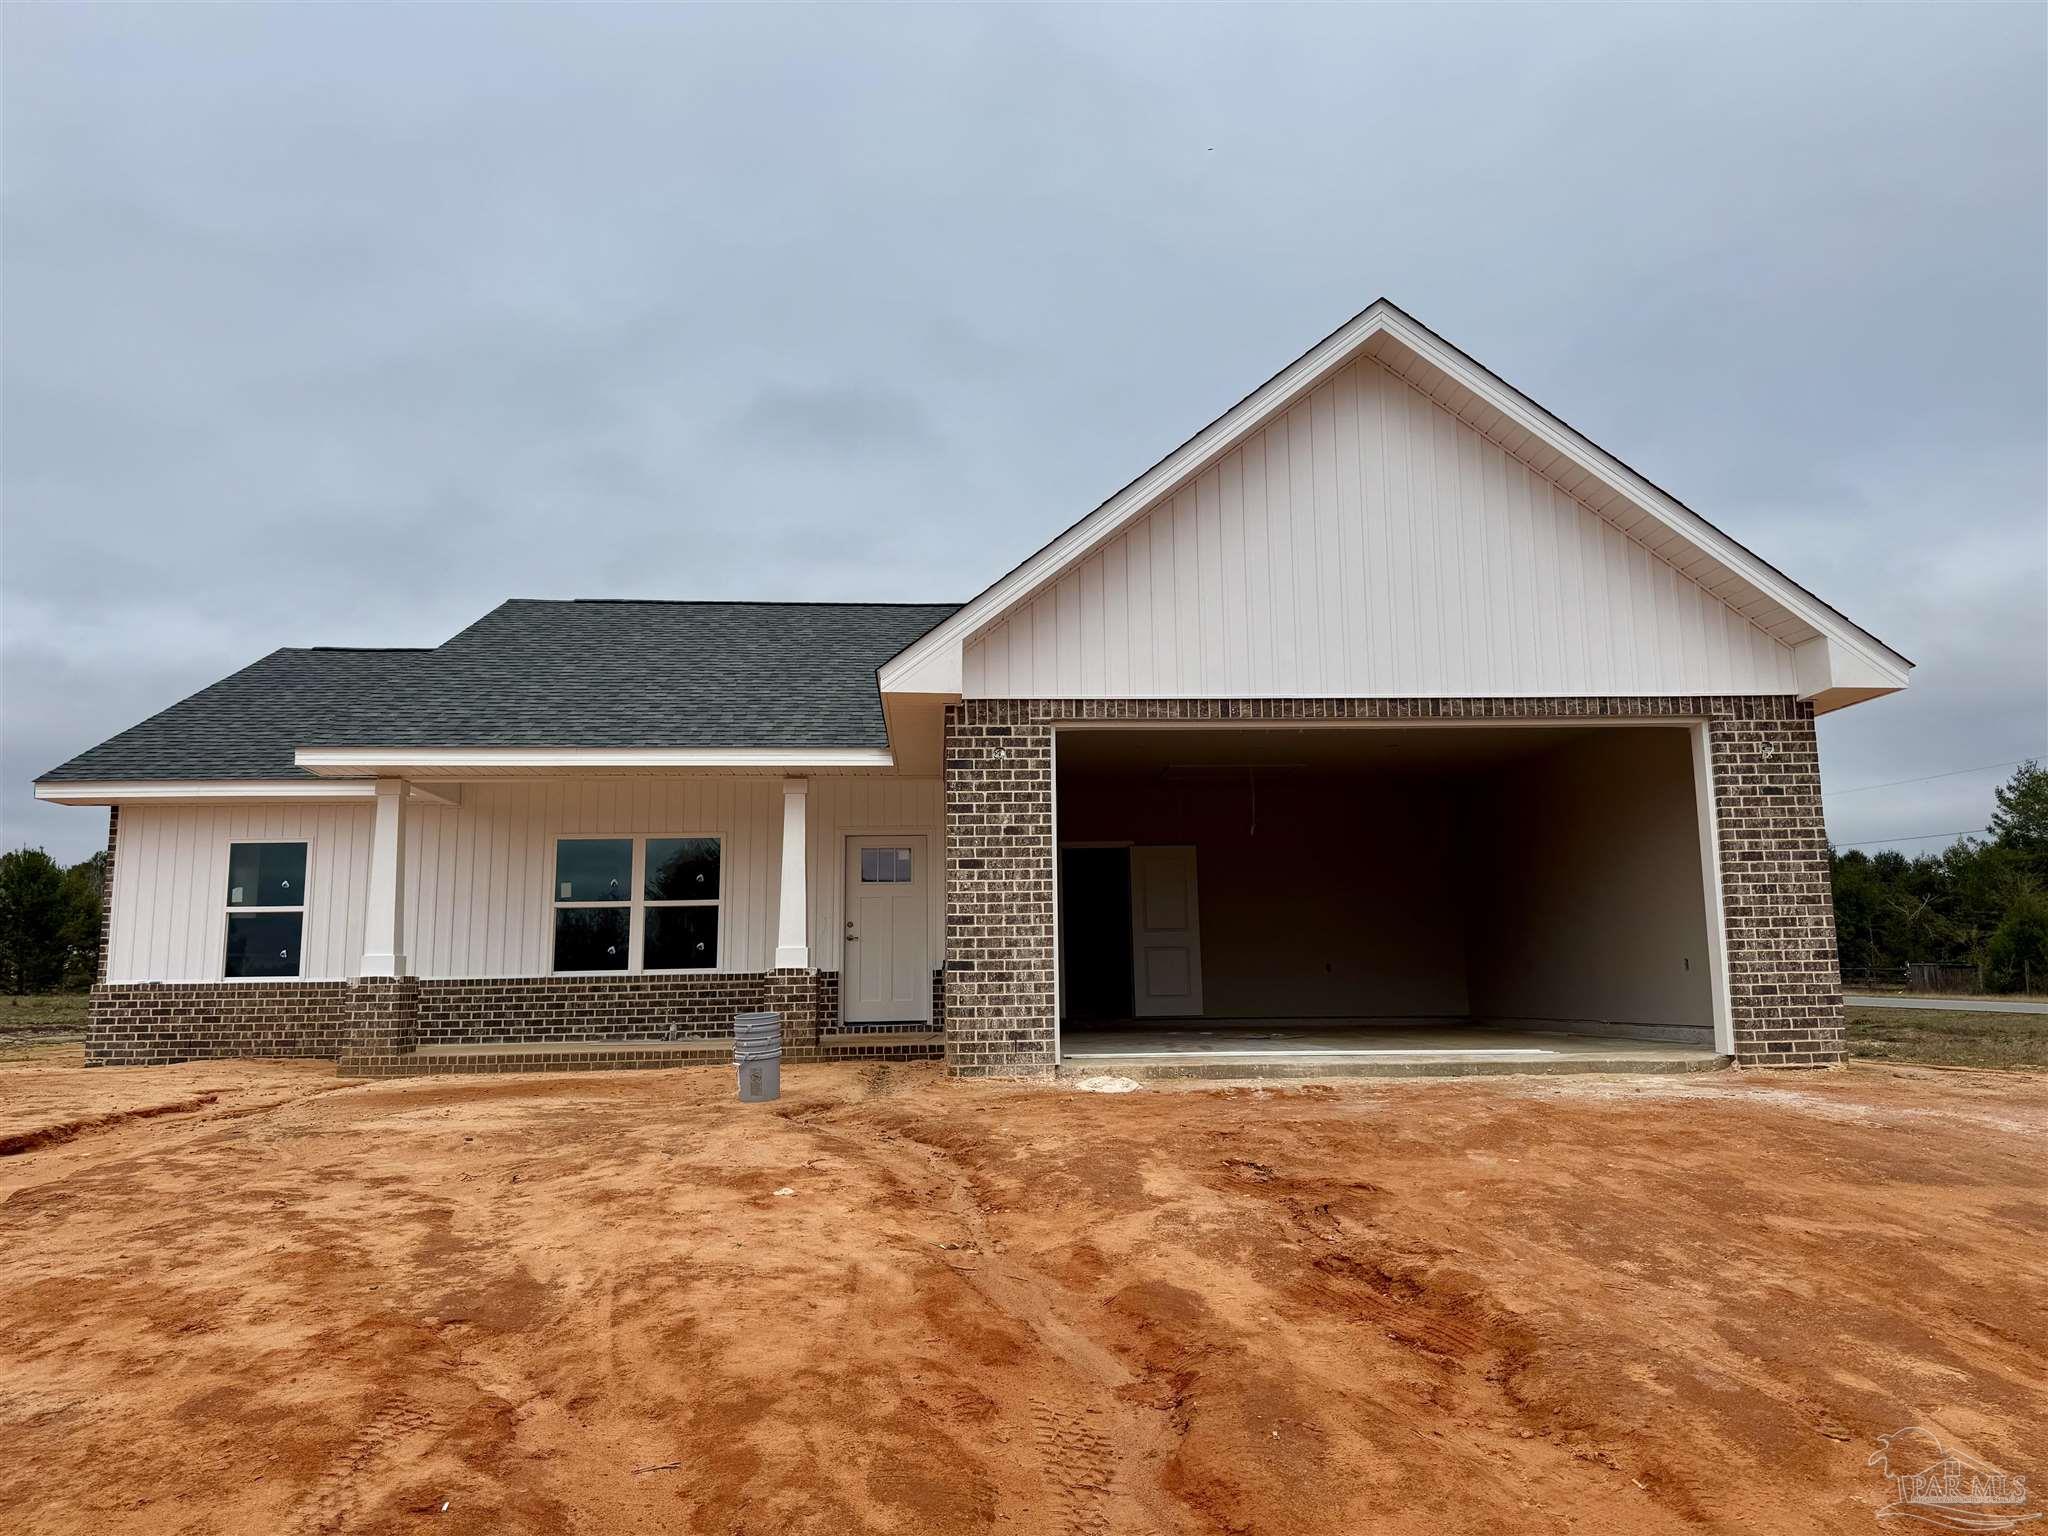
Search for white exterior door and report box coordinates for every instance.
[843,834,931,1023]
[1130,845,1203,1018]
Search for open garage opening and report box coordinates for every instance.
[1053,723,1731,1071]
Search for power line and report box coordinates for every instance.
[1830,829,1989,851]
[1825,758,2034,797]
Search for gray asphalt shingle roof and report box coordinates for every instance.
[38,600,959,782]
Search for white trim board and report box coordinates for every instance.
[880,299,1910,709]
[35,779,459,807]
[293,746,895,777]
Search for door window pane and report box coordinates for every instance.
[645,905,718,970]
[645,837,720,900]
[556,839,632,902]
[553,907,630,971]
[227,843,306,907]
[860,847,912,883]
[225,912,302,978]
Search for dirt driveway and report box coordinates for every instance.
[2,1059,2042,1535]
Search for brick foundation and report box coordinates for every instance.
[943,695,1845,1076]
[88,980,351,1066]
[414,973,775,1050]
[88,967,948,1075]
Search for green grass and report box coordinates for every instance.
[1845,1005,2048,1070]
[0,992,90,1042]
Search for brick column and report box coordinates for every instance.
[1707,698,1844,1066]
[339,976,420,1077]
[763,969,820,1050]
[942,701,1057,1078]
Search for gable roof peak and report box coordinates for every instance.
[879,299,1909,707]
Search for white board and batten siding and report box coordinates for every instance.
[107,777,944,983]
[961,356,1801,701]
[105,801,377,984]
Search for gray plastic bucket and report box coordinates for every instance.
[735,1011,782,1101]
[737,1054,781,1102]
[734,1010,782,1047]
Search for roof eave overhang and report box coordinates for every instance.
[877,299,1912,705]
[34,779,383,806]
[291,746,897,777]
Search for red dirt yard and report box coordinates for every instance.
[1,1058,2043,1535]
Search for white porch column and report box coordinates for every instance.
[775,778,810,970]
[358,778,409,977]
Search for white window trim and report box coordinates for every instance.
[549,833,725,976]
[222,838,310,981]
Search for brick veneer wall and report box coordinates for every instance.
[415,973,776,1048]
[942,696,1844,1076]
[87,965,956,1074]
[89,980,351,1066]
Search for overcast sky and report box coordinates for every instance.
[3,4,2043,864]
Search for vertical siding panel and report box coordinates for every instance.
[1237,437,1269,691]
[1309,383,1345,688]
[1386,384,1419,690]
[1364,367,1396,693]
[1217,455,1250,694]
[1124,518,1152,695]
[1169,490,1198,694]
[1195,469,1226,688]
[1458,423,1491,692]
[1330,365,1364,692]
[1258,426,1293,687]
[1052,572,1080,697]
[1079,553,1107,696]
[200,809,227,980]
[1283,404,1317,692]
[1102,539,1129,697]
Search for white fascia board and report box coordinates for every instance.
[34,779,378,806]
[292,746,896,775]
[878,299,1912,696]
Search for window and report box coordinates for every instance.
[225,841,306,978]
[552,836,720,972]
[860,846,913,884]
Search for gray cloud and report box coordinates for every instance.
[4,4,2043,862]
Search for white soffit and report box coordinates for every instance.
[33,780,463,806]
[292,746,897,778]
[878,299,1912,703]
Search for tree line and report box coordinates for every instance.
[0,847,108,994]
[1832,760,2048,992]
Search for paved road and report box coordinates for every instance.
[1845,994,2048,1015]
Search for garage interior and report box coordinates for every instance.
[1054,724,1727,1072]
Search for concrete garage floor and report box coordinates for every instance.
[1059,1019,1727,1081]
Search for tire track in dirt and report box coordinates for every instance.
[0,1094,221,1157]
[800,1106,1185,1534]
[281,1399,439,1535]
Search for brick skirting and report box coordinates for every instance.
[943,696,1844,1077]
[415,973,782,1049]
[90,968,949,1076]
[88,980,351,1067]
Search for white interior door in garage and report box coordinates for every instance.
[1131,845,1204,1017]
[843,834,931,1023]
